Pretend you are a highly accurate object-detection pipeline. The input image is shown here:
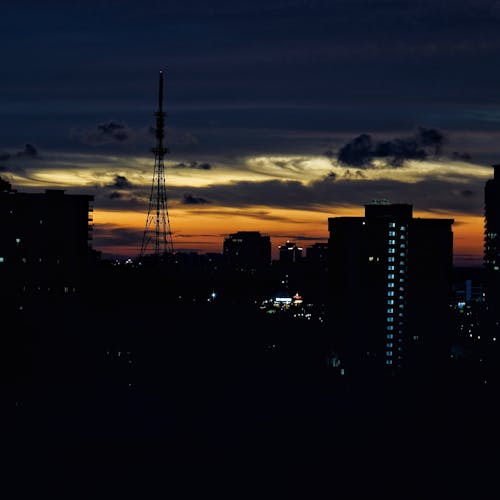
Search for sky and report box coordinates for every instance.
[1,0,500,264]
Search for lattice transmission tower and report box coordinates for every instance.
[139,70,174,259]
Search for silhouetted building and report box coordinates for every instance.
[0,178,94,297]
[223,231,271,271]
[484,164,500,323]
[306,242,329,265]
[278,240,303,264]
[328,202,454,379]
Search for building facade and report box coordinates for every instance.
[278,241,303,264]
[484,165,500,324]
[0,179,94,298]
[222,231,271,271]
[328,202,454,378]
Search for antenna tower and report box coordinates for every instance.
[139,70,174,259]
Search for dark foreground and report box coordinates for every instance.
[5,288,500,498]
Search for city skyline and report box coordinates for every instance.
[2,1,500,264]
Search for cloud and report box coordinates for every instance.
[182,193,210,204]
[93,224,142,248]
[74,121,134,145]
[452,152,472,161]
[171,161,212,170]
[335,127,446,168]
[108,174,134,189]
[0,144,40,162]
[460,189,475,197]
[271,234,328,242]
[16,143,39,158]
[163,174,485,216]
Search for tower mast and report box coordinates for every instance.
[139,70,174,259]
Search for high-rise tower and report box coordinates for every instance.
[139,70,174,259]
[328,202,454,379]
[484,164,500,320]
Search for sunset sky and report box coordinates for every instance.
[2,0,500,264]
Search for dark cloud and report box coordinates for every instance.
[75,121,133,145]
[162,175,484,216]
[93,224,142,248]
[460,189,475,197]
[336,128,446,168]
[0,144,39,163]
[108,175,133,189]
[452,152,473,161]
[172,161,212,170]
[165,128,198,147]
[109,191,122,199]
[271,234,328,242]
[16,143,39,158]
[182,193,210,204]
[186,208,305,223]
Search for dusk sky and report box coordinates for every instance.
[2,0,500,263]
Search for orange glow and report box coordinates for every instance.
[92,205,485,265]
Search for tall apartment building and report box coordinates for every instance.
[222,231,271,271]
[328,202,454,378]
[278,240,303,264]
[484,164,500,324]
[0,178,94,297]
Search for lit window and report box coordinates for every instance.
[387,300,394,305]
[399,278,405,283]
[399,269,405,274]
[400,234,405,240]
[0,257,4,263]
[388,248,395,254]
[400,252,405,257]
[388,265,395,270]
[388,282,395,287]
[387,334,394,339]
[388,291,395,296]
[388,257,395,262]
[400,226,406,231]
[387,308,394,313]
[368,256,374,261]
[15,238,21,244]
[387,343,393,348]
[399,260,405,265]
[389,240,396,245]
[389,222,396,228]
[387,317,394,322]
[386,351,393,356]
[386,360,393,365]
[388,274,395,279]
[389,231,396,236]
[387,326,394,331]
[400,243,406,248]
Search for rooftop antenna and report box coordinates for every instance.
[139,70,174,259]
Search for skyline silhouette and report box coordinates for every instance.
[2,2,500,264]
[4,2,500,494]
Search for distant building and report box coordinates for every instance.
[0,178,94,297]
[484,164,500,323]
[278,240,303,264]
[222,231,271,271]
[306,242,329,265]
[328,202,454,378]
